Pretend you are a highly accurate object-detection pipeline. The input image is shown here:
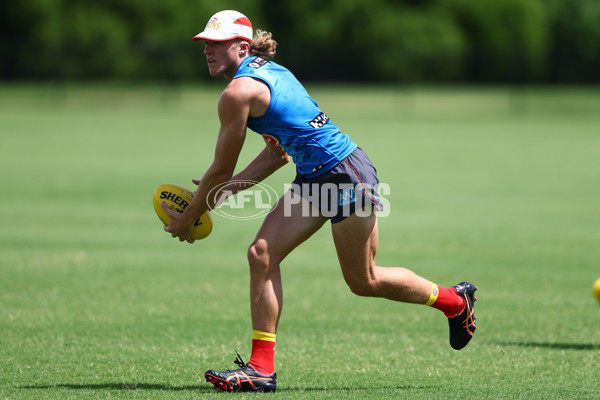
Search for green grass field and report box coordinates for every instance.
[1,84,599,399]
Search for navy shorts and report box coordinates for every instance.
[290,147,383,223]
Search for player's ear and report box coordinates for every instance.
[239,41,250,57]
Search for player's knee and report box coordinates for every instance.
[345,277,378,297]
[247,239,270,270]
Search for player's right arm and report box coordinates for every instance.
[194,76,288,201]
[163,83,250,242]
[203,76,288,199]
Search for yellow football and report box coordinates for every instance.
[593,278,600,302]
[153,183,213,240]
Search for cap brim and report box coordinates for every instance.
[192,31,252,42]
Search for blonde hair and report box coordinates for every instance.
[249,30,277,59]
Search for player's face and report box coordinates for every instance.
[204,40,244,79]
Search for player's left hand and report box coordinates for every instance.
[192,178,201,195]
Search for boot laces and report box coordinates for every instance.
[233,350,246,368]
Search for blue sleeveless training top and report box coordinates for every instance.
[233,56,357,177]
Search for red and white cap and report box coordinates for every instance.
[192,10,253,42]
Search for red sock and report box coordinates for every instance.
[248,331,276,375]
[427,284,465,317]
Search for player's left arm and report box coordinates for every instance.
[220,141,290,196]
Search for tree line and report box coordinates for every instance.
[1,0,598,83]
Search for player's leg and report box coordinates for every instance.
[247,189,327,335]
[205,190,327,392]
[331,212,432,303]
[331,210,477,350]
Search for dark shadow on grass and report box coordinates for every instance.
[275,385,432,392]
[20,382,432,392]
[496,341,600,350]
[18,383,212,392]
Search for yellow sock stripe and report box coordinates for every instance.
[424,283,439,306]
[252,330,277,342]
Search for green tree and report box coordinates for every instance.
[443,0,550,82]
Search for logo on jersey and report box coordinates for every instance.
[262,134,284,151]
[249,57,268,68]
[309,112,329,128]
[312,164,324,173]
